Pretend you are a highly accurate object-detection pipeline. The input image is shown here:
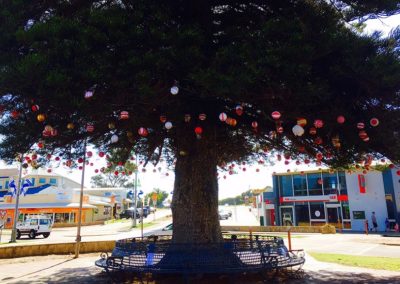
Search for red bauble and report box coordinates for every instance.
[120,111,129,120]
[256,168,260,172]
[357,122,365,129]
[284,160,289,165]
[37,142,44,149]
[396,170,400,176]
[11,110,19,119]
[31,105,39,112]
[313,119,324,128]
[389,164,395,169]
[99,152,105,157]
[194,126,203,135]
[47,169,52,173]
[86,151,93,157]
[46,154,52,160]
[314,137,323,145]
[235,105,243,116]
[337,115,345,124]
[251,121,258,128]
[309,127,317,135]
[160,115,167,123]
[114,171,119,176]
[370,118,379,127]
[95,169,99,173]
[78,158,84,163]
[271,111,281,120]
[138,127,148,137]
[31,154,38,160]
[358,130,368,139]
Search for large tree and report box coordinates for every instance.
[0,1,399,243]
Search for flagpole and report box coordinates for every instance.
[10,154,24,243]
[74,139,87,258]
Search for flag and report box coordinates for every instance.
[20,179,33,196]
[9,180,17,196]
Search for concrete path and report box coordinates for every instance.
[1,252,399,283]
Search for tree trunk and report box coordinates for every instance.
[171,126,222,243]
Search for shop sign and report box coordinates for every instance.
[280,194,338,203]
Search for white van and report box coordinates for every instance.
[17,215,53,239]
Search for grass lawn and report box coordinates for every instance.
[309,252,400,271]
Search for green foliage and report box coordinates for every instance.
[90,149,137,187]
[0,1,399,168]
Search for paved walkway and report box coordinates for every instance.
[1,252,399,283]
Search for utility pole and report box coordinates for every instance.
[132,154,138,227]
[74,139,87,258]
[10,155,24,243]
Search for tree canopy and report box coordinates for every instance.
[0,1,399,242]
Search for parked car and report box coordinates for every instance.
[119,208,148,219]
[218,210,230,220]
[16,215,52,239]
[145,206,156,213]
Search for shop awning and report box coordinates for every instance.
[0,203,97,209]
[88,200,112,206]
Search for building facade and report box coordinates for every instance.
[258,169,400,231]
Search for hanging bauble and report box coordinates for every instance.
[362,137,370,142]
[165,121,173,129]
[313,119,324,128]
[65,160,73,167]
[337,115,345,124]
[114,171,119,176]
[47,169,52,173]
[50,128,58,137]
[67,123,75,130]
[309,127,317,135]
[108,122,116,129]
[95,169,99,173]
[357,122,365,129]
[111,134,119,143]
[184,114,191,122]
[37,142,44,149]
[235,105,243,116]
[370,118,379,127]
[277,126,284,134]
[256,168,260,172]
[170,86,179,95]
[11,110,19,119]
[271,111,281,120]
[292,125,304,136]
[86,123,94,132]
[78,158,84,163]
[86,151,93,157]
[314,137,323,145]
[332,136,341,148]
[42,125,53,137]
[297,118,307,127]
[358,130,368,139]
[55,156,60,161]
[160,115,167,123]
[31,105,39,112]
[84,90,93,99]
[99,152,105,157]
[138,127,148,137]
[296,160,300,165]
[316,152,323,160]
[284,160,289,165]
[304,159,310,164]
[276,154,282,161]
[120,111,129,120]
[251,121,258,128]
[194,126,203,135]
[284,153,290,160]
[199,113,207,121]
[396,170,400,176]
[219,113,228,122]
[389,164,395,169]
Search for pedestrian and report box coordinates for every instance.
[385,218,390,232]
[371,212,378,232]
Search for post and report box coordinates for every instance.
[141,198,144,240]
[10,155,24,243]
[132,154,138,228]
[365,219,369,235]
[74,139,87,258]
[288,229,292,251]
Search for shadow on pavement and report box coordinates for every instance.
[11,267,400,284]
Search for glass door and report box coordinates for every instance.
[326,205,342,229]
[280,206,295,226]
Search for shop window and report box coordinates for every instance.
[295,204,310,226]
[310,203,325,219]
[279,175,293,197]
[341,202,350,220]
[49,178,57,185]
[293,175,307,196]
[5,181,9,189]
[307,173,322,195]
[281,207,294,226]
[39,178,46,184]
[322,172,338,195]
[0,180,2,189]
[55,213,69,223]
[338,172,347,195]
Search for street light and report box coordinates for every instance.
[9,154,24,243]
[74,139,87,258]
